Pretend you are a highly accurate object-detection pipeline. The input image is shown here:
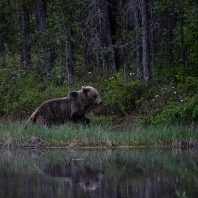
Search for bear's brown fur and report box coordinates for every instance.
[24,86,102,129]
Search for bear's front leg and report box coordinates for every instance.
[71,112,90,124]
[81,116,90,124]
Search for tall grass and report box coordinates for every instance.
[0,119,198,148]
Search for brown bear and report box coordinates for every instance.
[24,86,102,129]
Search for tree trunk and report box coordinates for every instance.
[134,2,142,78]
[0,37,6,68]
[21,1,31,67]
[64,27,74,86]
[178,0,186,67]
[107,0,122,71]
[101,0,117,74]
[34,0,47,32]
[33,0,48,80]
[141,0,150,83]
[61,8,75,86]
[149,1,156,75]
[168,3,174,64]
[81,0,116,74]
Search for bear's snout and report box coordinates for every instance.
[97,99,103,105]
[99,100,103,105]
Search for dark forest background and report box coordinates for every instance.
[1,0,198,125]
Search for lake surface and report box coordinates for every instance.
[0,147,197,198]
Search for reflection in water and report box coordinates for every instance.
[0,148,197,198]
[43,162,104,191]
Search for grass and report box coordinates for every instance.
[0,118,198,148]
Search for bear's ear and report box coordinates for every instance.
[82,86,90,93]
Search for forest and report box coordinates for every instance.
[1,0,198,125]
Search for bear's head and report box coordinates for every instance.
[81,86,103,106]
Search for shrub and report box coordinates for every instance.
[0,69,68,117]
[175,68,198,96]
[103,70,142,114]
[138,85,198,125]
[149,94,198,125]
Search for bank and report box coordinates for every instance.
[1,117,198,148]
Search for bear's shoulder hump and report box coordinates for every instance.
[67,91,79,99]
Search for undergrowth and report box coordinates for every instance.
[0,67,198,125]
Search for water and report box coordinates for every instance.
[0,148,197,198]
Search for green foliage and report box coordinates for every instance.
[175,68,198,95]
[138,67,198,125]
[104,70,142,113]
[1,66,198,126]
[0,68,68,117]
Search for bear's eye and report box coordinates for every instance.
[93,94,97,98]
